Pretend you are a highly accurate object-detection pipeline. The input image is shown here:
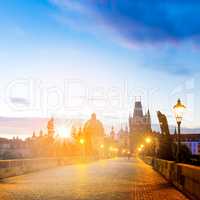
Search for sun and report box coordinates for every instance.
[57,126,71,138]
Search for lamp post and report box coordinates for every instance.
[79,138,85,159]
[173,99,186,162]
[145,137,151,155]
[100,144,104,158]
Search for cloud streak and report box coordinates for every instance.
[10,97,30,106]
[50,0,200,75]
[51,0,200,45]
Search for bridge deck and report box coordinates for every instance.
[0,158,189,200]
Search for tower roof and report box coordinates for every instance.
[133,101,143,118]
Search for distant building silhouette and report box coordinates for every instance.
[83,113,104,155]
[47,117,55,138]
[129,99,152,152]
[0,137,30,159]
[118,126,129,150]
[171,134,200,155]
[110,126,116,140]
[129,101,152,134]
[157,111,200,155]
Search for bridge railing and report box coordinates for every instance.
[0,156,97,179]
[141,156,200,200]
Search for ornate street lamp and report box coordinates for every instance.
[173,99,186,162]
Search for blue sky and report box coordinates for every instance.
[1,0,200,134]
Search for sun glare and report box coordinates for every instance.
[57,126,71,138]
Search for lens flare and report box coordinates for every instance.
[57,126,71,138]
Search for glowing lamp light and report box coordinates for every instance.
[100,144,104,149]
[140,144,144,148]
[173,99,186,124]
[115,148,119,152]
[145,137,151,144]
[80,138,85,145]
[173,99,186,162]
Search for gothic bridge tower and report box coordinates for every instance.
[129,98,152,152]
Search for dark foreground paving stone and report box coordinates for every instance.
[0,158,189,200]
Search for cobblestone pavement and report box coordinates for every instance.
[0,158,189,200]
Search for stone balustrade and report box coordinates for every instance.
[0,157,96,179]
[141,156,200,200]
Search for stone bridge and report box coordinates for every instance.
[0,157,190,200]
